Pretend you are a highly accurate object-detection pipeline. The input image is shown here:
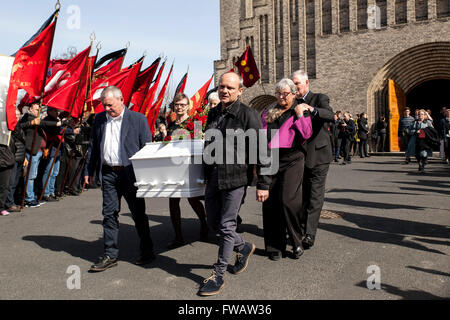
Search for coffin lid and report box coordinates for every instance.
[130,139,204,160]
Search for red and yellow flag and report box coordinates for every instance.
[234,46,260,88]
[189,75,213,116]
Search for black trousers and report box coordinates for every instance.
[0,166,13,210]
[300,163,330,237]
[359,139,368,157]
[101,166,153,259]
[263,155,305,254]
[342,137,352,162]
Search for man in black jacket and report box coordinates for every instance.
[20,102,62,208]
[198,72,270,296]
[291,70,334,251]
[339,111,356,164]
[5,110,26,213]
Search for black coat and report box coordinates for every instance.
[204,99,270,190]
[357,118,369,140]
[19,113,59,155]
[299,91,334,168]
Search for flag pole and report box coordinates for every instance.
[65,37,99,195]
[20,4,60,212]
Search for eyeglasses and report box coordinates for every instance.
[275,92,292,98]
[174,103,188,108]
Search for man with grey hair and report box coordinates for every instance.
[291,70,334,252]
[84,85,155,272]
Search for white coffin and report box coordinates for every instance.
[130,139,205,198]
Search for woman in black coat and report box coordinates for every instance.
[357,113,370,158]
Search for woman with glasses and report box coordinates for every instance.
[166,93,209,249]
[261,78,312,261]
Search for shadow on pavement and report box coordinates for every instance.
[355,281,446,299]
[319,222,446,255]
[339,212,450,239]
[22,213,214,283]
[406,266,450,277]
[326,188,418,196]
[324,198,430,211]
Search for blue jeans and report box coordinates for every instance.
[205,167,246,277]
[25,151,43,202]
[42,154,60,197]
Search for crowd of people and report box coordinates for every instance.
[0,104,95,216]
[328,106,449,172]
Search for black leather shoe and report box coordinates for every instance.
[268,251,281,261]
[302,234,315,249]
[292,246,304,259]
[90,255,118,272]
[135,252,156,265]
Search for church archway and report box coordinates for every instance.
[367,42,450,151]
[249,95,277,113]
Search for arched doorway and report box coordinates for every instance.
[367,42,450,151]
[249,95,277,113]
[406,79,450,119]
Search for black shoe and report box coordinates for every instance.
[292,246,304,259]
[198,271,225,296]
[268,251,281,261]
[340,162,346,165]
[89,255,118,272]
[302,234,315,249]
[25,200,40,208]
[43,194,59,202]
[230,242,255,275]
[135,252,156,265]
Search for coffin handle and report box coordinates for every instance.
[134,181,157,187]
[163,180,185,186]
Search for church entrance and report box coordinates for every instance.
[368,42,450,152]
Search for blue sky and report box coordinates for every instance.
[0,0,220,98]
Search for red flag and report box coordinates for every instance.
[142,61,166,116]
[43,46,92,118]
[17,58,73,111]
[189,75,213,116]
[174,72,188,96]
[234,46,260,88]
[130,57,161,112]
[148,64,173,133]
[88,60,142,113]
[5,20,57,130]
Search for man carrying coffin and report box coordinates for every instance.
[84,86,155,272]
[198,72,270,296]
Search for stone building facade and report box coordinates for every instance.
[214,0,450,151]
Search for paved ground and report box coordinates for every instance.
[0,156,449,300]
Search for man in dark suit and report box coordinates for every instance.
[84,86,155,272]
[291,70,334,251]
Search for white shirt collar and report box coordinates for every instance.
[106,107,125,122]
